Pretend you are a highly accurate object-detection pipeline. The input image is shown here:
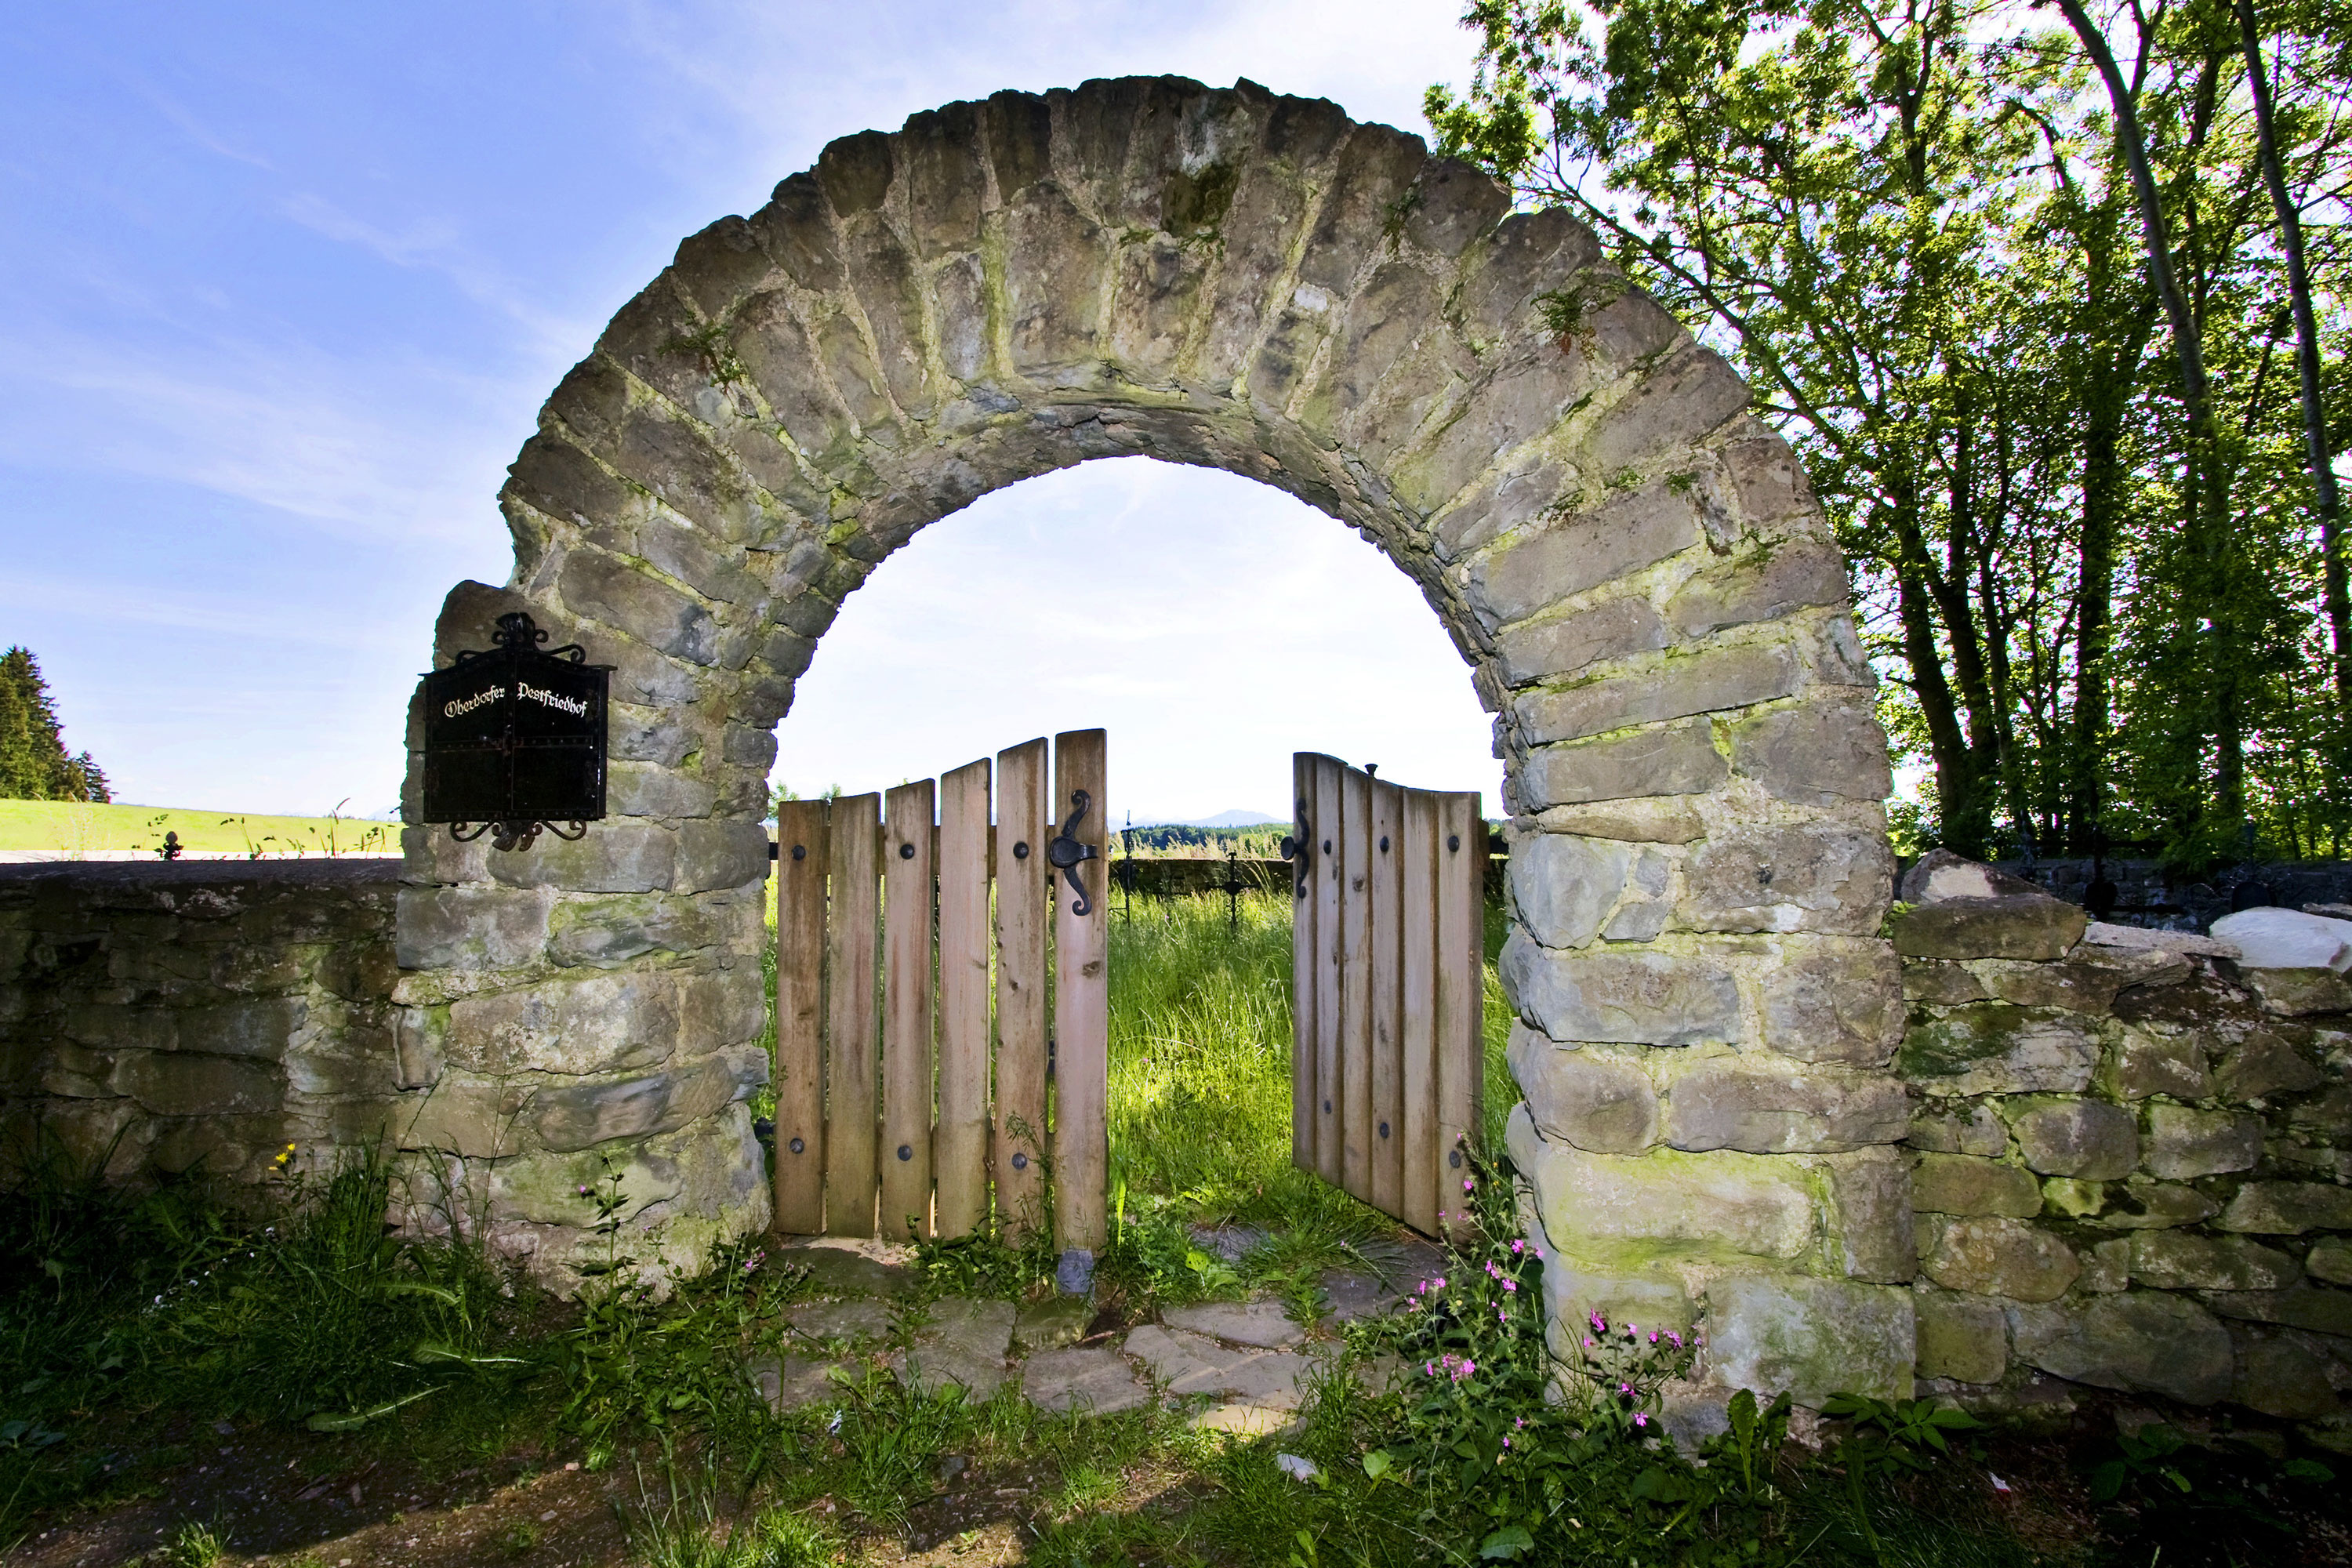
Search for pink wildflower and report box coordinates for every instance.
[1503,1279,1517,1292]
[1511,1239,1524,1254]
[1464,1178,1475,1192]
[1635,1413,1649,1428]
[1648,1330,1657,1344]
[1583,1337,1594,1348]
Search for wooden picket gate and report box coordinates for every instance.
[771,730,1108,1250]
[1287,753,1484,1236]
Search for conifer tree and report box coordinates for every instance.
[0,647,111,802]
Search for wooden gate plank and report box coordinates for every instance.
[1289,755,1316,1174]
[823,792,882,1237]
[1338,763,1373,1203]
[935,758,992,1240]
[1368,776,1404,1219]
[1435,791,1485,1227]
[993,738,1050,1242]
[1399,789,1439,1235]
[1052,728,1109,1252]
[774,799,830,1235]
[881,779,936,1241]
[1310,754,1345,1189]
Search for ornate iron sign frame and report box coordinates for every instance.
[416,612,612,852]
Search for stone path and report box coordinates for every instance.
[755,1232,1438,1432]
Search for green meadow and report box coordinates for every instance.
[0,798,402,858]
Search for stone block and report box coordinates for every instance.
[394,1075,532,1158]
[2201,1286,2352,1339]
[2107,1029,2214,1102]
[2229,1327,2341,1420]
[176,997,305,1062]
[674,967,767,1049]
[529,1048,760,1153]
[446,971,678,1076]
[2142,1105,2262,1181]
[1517,720,1730,808]
[1507,1028,1658,1152]
[557,551,719,666]
[2307,1239,2352,1286]
[1581,346,1751,475]
[1666,543,1850,641]
[2219,1181,2352,1235]
[1012,1296,1094,1353]
[1508,1102,1817,1263]
[2082,1238,2131,1292]
[1516,641,1809,746]
[2004,1097,2138,1181]
[2084,1179,2221,1230]
[1727,697,1892,808]
[1541,1260,1695,1367]
[895,1297,1016,1403]
[1969,959,2128,1014]
[2210,907,2352,971]
[1896,1006,2099,1095]
[1493,597,1668,687]
[1915,1293,2007,1385]
[1908,1103,2008,1157]
[1679,823,1893,937]
[605,761,719,820]
[1896,850,2039,905]
[1599,850,1673,941]
[1661,1058,1909,1154]
[546,893,712,967]
[675,819,769,893]
[489,824,676,894]
[1509,835,1630,949]
[2214,1032,2325,1101]
[1501,934,1740,1047]
[1903,960,1987,1006]
[56,1004,175,1054]
[1465,480,1702,629]
[1758,942,1905,1065]
[1920,1217,2081,1302]
[113,1051,283,1117]
[2130,1232,2301,1292]
[1827,1147,1915,1282]
[1891,895,2087,962]
[1705,1274,1913,1406]
[1526,799,1706,844]
[1914,1153,2043,1218]
[395,885,552,971]
[2008,1293,2233,1405]
[2238,966,2352,1016]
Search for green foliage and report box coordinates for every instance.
[0,647,107,803]
[1427,0,2352,869]
[2084,1421,2337,1565]
[162,1519,227,1568]
[557,1156,799,1467]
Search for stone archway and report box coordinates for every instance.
[397,75,1912,1404]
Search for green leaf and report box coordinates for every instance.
[1478,1525,1535,1559]
[304,1386,437,1431]
[1362,1449,1395,1481]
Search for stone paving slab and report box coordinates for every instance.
[786,1297,895,1343]
[1022,1345,1149,1416]
[749,1352,854,1414]
[1193,1403,1299,1439]
[774,1236,920,1298]
[1164,1298,1305,1348]
[893,1298,1016,1402]
[1012,1295,1092,1353]
[1124,1324,1315,1410]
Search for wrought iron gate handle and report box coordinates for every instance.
[1280,797,1312,900]
[1047,789,1099,916]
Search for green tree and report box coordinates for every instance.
[1426,0,2352,868]
[0,647,111,803]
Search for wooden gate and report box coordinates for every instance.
[1287,753,1483,1236]
[771,730,1109,1250]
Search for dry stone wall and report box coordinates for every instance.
[389,71,1906,1349]
[0,861,401,1188]
[1895,851,2352,1443]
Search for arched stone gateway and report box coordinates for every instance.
[398,76,1911,1409]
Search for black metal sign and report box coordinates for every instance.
[418,612,611,851]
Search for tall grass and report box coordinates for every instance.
[1104,887,1514,1246]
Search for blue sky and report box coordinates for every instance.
[0,2,1499,826]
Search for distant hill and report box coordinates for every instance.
[1185,809,1282,828]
